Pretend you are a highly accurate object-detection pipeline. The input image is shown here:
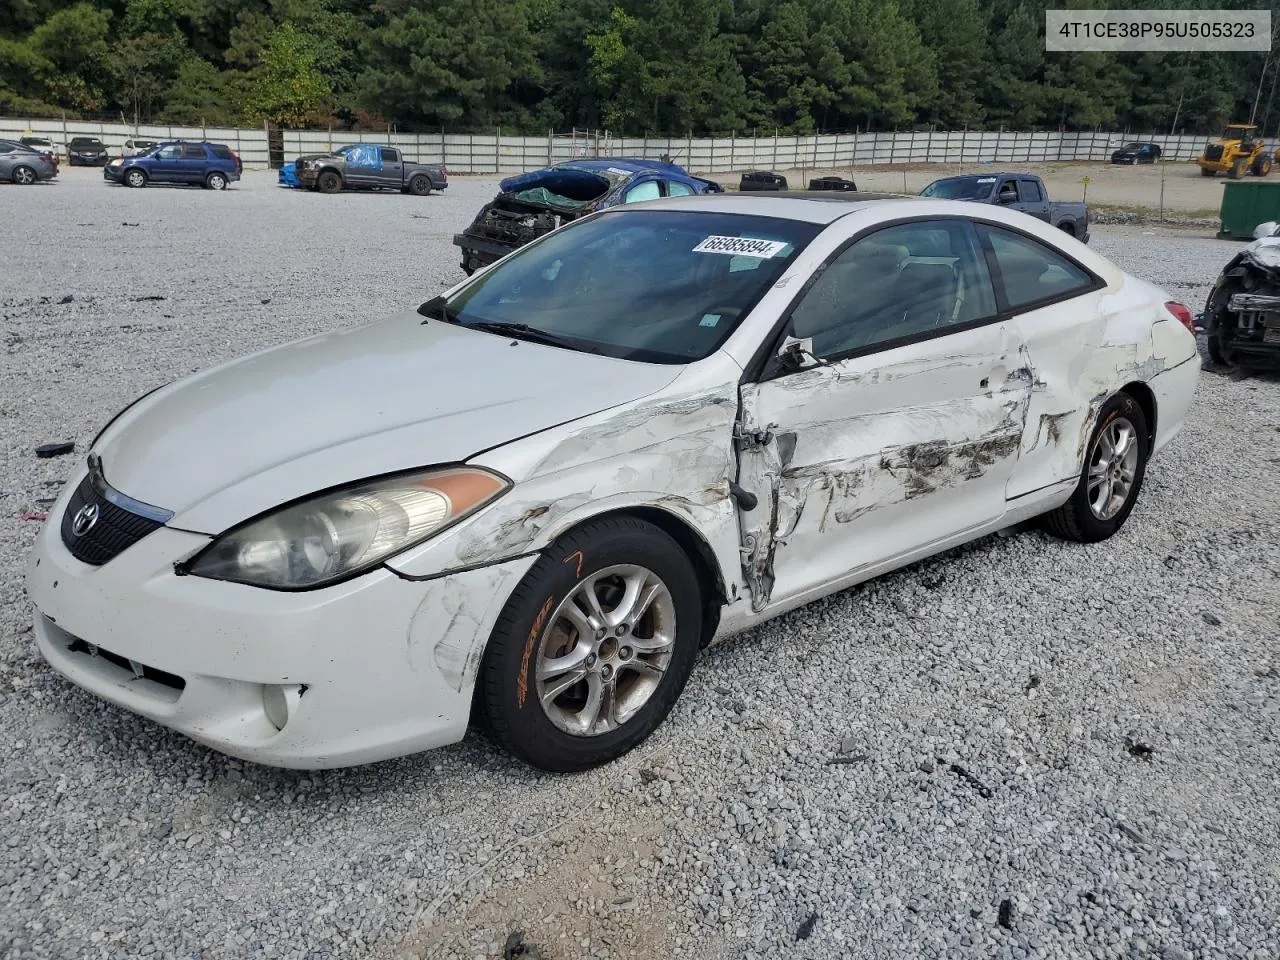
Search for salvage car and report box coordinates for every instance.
[1201,227,1280,369]
[295,143,447,195]
[104,141,242,190]
[278,161,300,187]
[0,139,58,184]
[1110,142,1162,164]
[920,173,1090,241]
[66,136,110,166]
[26,193,1201,773]
[453,158,722,274]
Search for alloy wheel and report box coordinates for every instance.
[1087,416,1139,520]
[535,564,676,737]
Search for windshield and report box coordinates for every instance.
[1122,142,1145,149]
[920,177,996,200]
[442,209,821,363]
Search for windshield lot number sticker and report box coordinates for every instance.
[693,236,788,258]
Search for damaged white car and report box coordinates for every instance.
[26,193,1201,772]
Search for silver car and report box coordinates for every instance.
[0,139,58,184]
[123,138,158,157]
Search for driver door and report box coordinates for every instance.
[734,218,1033,612]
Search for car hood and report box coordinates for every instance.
[93,313,681,532]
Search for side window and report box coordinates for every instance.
[979,225,1095,310]
[1017,179,1042,202]
[157,145,181,160]
[665,180,694,197]
[0,143,13,154]
[624,180,661,203]
[380,147,399,163]
[790,219,998,360]
[181,144,206,159]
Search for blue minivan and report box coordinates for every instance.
[105,141,243,189]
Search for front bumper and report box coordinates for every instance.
[25,479,537,768]
[103,165,124,182]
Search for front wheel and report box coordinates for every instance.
[317,170,342,194]
[478,516,703,772]
[124,169,147,188]
[205,172,228,190]
[1041,392,1150,543]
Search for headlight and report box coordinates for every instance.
[181,467,510,589]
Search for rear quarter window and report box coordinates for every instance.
[180,144,207,159]
[209,145,233,160]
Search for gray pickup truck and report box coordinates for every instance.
[920,172,1090,242]
[296,144,447,196]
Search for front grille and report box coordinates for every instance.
[60,473,164,565]
[1204,145,1224,161]
[66,637,186,693]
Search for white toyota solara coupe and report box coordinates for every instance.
[26,192,1201,772]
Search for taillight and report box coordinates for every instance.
[1165,301,1195,333]
[442,166,449,178]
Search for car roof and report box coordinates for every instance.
[556,158,685,175]
[610,191,921,224]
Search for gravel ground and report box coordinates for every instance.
[1,170,1278,960]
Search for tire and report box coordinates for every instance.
[205,172,228,190]
[1253,156,1273,176]
[317,170,342,194]
[478,516,703,772]
[1041,392,1150,544]
[124,168,147,188]
[1058,222,1076,237]
[11,165,37,185]
[1229,159,1245,179]
[1206,331,1230,366]
[408,174,430,196]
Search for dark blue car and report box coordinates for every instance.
[454,157,723,274]
[105,140,243,189]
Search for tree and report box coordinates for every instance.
[244,21,331,127]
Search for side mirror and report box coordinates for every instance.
[777,334,822,371]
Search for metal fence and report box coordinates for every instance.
[1,116,1221,172]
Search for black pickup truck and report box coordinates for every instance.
[296,144,447,195]
[920,172,1090,242]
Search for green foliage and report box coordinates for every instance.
[0,0,1276,135]
[244,21,332,126]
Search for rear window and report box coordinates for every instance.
[209,145,233,160]
[446,209,822,363]
[921,177,996,200]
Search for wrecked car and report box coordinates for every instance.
[296,143,447,196]
[26,193,1200,774]
[1201,226,1280,369]
[452,158,723,274]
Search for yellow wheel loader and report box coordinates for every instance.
[1198,124,1273,178]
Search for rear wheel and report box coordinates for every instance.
[205,171,228,190]
[124,168,147,188]
[317,170,342,194]
[1253,156,1273,176]
[478,516,702,772]
[1041,392,1149,543]
[408,174,430,196]
[11,165,36,185]
[1201,167,1216,177]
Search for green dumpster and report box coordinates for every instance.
[1217,179,1280,239]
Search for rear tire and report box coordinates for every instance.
[205,172,228,190]
[124,168,147,188]
[478,516,703,772]
[1201,168,1216,177]
[317,170,342,194]
[1041,392,1149,544]
[408,174,430,196]
[11,165,36,185]
[1253,156,1273,176]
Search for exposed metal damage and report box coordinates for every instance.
[1203,235,1280,369]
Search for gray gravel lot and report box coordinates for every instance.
[1,168,1278,960]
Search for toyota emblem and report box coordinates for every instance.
[71,503,99,537]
